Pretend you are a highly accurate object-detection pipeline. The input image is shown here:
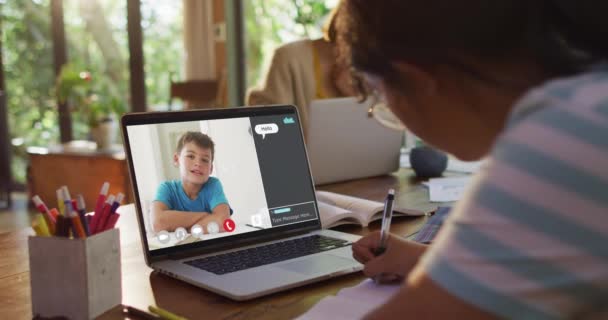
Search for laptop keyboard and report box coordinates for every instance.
[184,235,351,275]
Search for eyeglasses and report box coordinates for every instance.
[367,95,406,131]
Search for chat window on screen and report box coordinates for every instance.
[250,114,317,227]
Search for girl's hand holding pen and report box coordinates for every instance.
[352,231,427,283]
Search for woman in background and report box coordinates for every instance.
[246,6,355,137]
[338,0,608,319]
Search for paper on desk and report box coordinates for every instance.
[428,176,471,202]
[446,158,483,173]
[297,279,400,320]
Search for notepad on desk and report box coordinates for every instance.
[316,191,428,228]
[424,176,472,202]
[297,279,401,319]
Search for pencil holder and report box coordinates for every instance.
[28,228,122,319]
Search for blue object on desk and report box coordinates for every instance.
[409,146,448,178]
[412,206,451,244]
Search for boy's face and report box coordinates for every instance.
[173,142,213,185]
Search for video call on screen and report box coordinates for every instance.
[131,109,319,252]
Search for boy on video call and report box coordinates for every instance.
[151,131,232,234]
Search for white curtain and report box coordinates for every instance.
[183,0,215,80]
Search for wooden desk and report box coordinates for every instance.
[0,169,437,320]
[27,141,132,210]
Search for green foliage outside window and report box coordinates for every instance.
[2,0,57,185]
[2,0,331,185]
[244,0,335,89]
[55,62,126,127]
[2,0,182,184]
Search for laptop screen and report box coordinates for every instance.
[122,106,320,258]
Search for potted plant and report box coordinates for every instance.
[56,63,126,150]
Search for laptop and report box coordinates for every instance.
[307,97,403,185]
[121,105,362,301]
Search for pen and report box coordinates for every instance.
[375,188,395,256]
[374,188,395,284]
[49,208,60,223]
[61,186,81,237]
[55,215,70,237]
[149,305,189,320]
[92,194,115,234]
[123,305,161,320]
[94,182,110,217]
[99,193,124,231]
[64,193,86,239]
[70,213,87,238]
[109,193,124,215]
[61,186,73,215]
[48,207,58,220]
[32,195,54,220]
[76,194,90,236]
[71,198,78,212]
[56,188,65,216]
[32,213,51,236]
[54,189,73,237]
[102,213,120,231]
[32,195,56,234]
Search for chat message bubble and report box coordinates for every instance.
[254,123,279,139]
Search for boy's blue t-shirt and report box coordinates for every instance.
[154,177,231,214]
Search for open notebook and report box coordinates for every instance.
[316,191,428,228]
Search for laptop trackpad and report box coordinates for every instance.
[276,255,355,276]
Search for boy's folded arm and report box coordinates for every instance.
[211,203,230,219]
[151,201,210,232]
[193,204,231,232]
